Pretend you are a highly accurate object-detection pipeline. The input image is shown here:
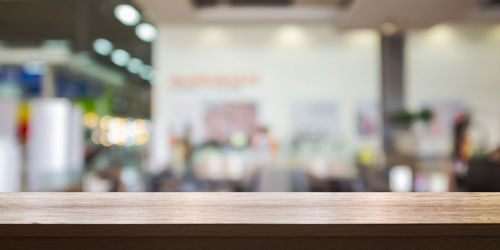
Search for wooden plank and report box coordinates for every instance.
[2,193,500,249]
[1,193,500,225]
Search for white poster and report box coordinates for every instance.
[356,100,380,137]
[290,100,340,140]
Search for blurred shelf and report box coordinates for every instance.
[1,193,500,249]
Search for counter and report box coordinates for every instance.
[1,193,500,249]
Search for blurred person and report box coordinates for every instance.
[251,126,279,162]
[250,126,291,191]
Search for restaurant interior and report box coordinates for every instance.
[1,0,500,192]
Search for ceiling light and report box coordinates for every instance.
[424,24,459,45]
[274,25,308,47]
[488,24,500,42]
[343,30,377,48]
[114,4,141,26]
[136,23,157,42]
[127,58,143,74]
[111,49,130,67]
[139,65,153,81]
[93,38,113,56]
[381,22,398,36]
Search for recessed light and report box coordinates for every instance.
[136,23,157,42]
[139,65,153,81]
[93,38,113,56]
[127,58,143,74]
[114,4,141,26]
[111,49,130,67]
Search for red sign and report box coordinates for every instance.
[171,74,259,86]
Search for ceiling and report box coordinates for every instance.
[336,0,482,29]
[136,0,500,29]
[0,0,152,82]
[135,0,347,22]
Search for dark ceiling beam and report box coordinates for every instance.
[74,0,90,52]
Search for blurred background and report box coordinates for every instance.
[1,0,500,192]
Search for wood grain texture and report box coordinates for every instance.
[1,193,500,225]
[2,193,500,249]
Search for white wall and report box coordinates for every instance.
[151,22,500,173]
[151,23,381,173]
[407,23,500,150]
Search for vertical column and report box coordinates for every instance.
[381,32,405,153]
[41,65,55,97]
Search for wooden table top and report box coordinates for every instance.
[1,192,499,224]
[2,193,500,249]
